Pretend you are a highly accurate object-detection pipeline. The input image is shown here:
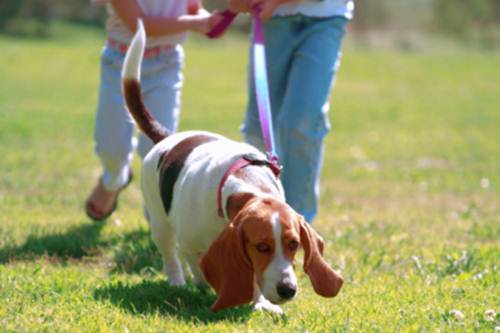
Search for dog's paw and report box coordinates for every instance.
[163,261,186,287]
[253,300,283,315]
[167,277,186,287]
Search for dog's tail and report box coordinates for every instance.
[122,19,169,144]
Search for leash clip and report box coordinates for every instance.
[242,153,281,178]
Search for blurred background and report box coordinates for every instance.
[1,0,500,50]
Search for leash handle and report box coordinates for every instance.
[206,10,237,39]
[252,10,277,162]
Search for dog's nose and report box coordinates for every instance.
[277,282,296,300]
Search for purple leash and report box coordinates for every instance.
[207,8,279,165]
[251,12,278,163]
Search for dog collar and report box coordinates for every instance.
[217,154,281,219]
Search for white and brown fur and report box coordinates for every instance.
[122,20,343,313]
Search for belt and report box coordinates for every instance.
[107,37,173,58]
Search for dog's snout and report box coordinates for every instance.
[276,282,296,300]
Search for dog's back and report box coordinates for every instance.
[121,20,280,253]
[142,129,276,252]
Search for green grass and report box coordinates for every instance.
[0,22,499,332]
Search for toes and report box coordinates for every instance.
[253,301,283,314]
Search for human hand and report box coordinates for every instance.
[184,10,223,34]
[249,0,288,21]
[187,1,200,15]
[228,0,254,13]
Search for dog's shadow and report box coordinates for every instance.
[0,216,156,266]
[94,280,252,323]
[109,227,164,274]
[1,221,252,321]
[0,220,159,274]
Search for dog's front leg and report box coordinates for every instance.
[162,254,185,286]
[252,280,283,314]
[184,252,208,287]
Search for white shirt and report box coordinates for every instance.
[91,0,189,47]
[274,0,354,19]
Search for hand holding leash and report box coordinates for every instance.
[205,10,238,38]
[250,0,289,21]
[229,0,289,20]
[206,0,259,39]
[184,9,223,35]
[228,0,254,13]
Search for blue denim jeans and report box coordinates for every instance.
[242,15,347,222]
[94,44,184,191]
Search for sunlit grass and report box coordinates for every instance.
[0,22,498,332]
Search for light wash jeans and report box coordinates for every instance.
[242,16,347,222]
[94,44,184,191]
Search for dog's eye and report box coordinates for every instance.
[288,240,299,251]
[256,242,271,253]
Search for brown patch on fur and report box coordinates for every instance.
[226,192,256,221]
[123,78,169,143]
[239,201,276,288]
[201,197,292,311]
[238,198,299,290]
[202,196,341,311]
[158,134,218,214]
[279,217,301,263]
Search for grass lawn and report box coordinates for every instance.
[0,22,498,332]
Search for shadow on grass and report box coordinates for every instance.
[2,222,253,322]
[0,221,108,263]
[109,228,163,274]
[94,280,252,323]
[0,220,161,273]
[0,221,176,277]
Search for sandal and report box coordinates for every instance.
[85,171,133,221]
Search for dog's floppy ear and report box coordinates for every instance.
[200,219,254,311]
[299,216,343,297]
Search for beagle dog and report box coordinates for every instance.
[121,21,343,313]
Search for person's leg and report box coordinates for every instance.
[137,46,184,158]
[278,16,347,222]
[94,47,135,190]
[241,17,294,154]
[87,47,135,219]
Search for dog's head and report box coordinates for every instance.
[200,193,343,311]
